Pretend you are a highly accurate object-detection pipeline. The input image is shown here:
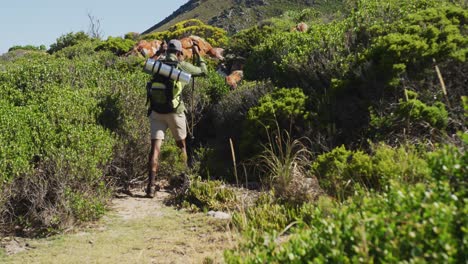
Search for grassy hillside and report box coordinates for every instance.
[144,0,346,34]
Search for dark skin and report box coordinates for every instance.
[148,43,201,180]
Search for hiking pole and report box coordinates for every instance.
[191,76,195,141]
[190,43,199,141]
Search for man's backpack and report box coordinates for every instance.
[146,60,181,115]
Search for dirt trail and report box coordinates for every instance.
[0,190,235,264]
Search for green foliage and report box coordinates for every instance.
[243,18,347,85]
[48,31,91,54]
[227,141,465,262]
[311,144,430,199]
[227,25,279,59]
[0,101,39,182]
[368,5,468,78]
[227,180,465,263]
[197,70,230,104]
[52,40,99,59]
[95,36,136,56]
[8,45,46,52]
[371,97,449,133]
[311,146,360,198]
[241,88,310,158]
[143,19,228,47]
[66,188,108,222]
[398,99,449,129]
[255,129,316,205]
[428,140,467,198]
[201,81,273,181]
[462,96,468,117]
[235,1,466,146]
[0,37,148,233]
[246,87,309,130]
[232,198,299,235]
[124,32,140,40]
[176,177,238,212]
[232,193,330,236]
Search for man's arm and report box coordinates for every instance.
[179,58,207,77]
[179,43,208,77]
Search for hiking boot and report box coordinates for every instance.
[145,185,155,198]
[146,183,161,198]
[146,171,157,198]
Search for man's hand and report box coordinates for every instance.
[192,40,200,56]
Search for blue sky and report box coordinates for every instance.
[0,0,188,54]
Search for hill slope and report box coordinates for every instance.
[143,0,338,34]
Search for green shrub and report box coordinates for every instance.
[124,32,140,40]
[247,88,309,128]
[8,45,46,52]
[227,180,465,263]
[53,40,100,59]
[311,144,430,199]
[197,70,230,104]
[428,140,467,197]
[232,200,294,237]
[95,36,136,56]
[48,31,91,54]
[0,101,40,183]
[175,177,238,212]
[157,136,187,180]
[197,81,273,181]
[238,1,466,146]
[372,143,430,185]
[371,96,449,135]
[227,25,279,59]
[0,38,147,233]
[398,99,449,129]
[241,88,310,158]
[310,145,356,198]
[66,187,108,222]
[254,129,318,205]
[231,193,329,237]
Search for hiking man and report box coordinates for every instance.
[146,39,208,198]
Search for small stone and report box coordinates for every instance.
[207,211,231,220]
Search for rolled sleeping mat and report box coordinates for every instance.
[144,59,192,84]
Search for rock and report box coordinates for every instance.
[207,211,231,220]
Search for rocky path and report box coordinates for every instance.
[0,190,235,264]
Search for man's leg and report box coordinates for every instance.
[147,139,163,198]
[175,139,187,167]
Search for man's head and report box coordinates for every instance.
[167,39,183,54]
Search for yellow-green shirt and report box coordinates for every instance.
[165,53,207,113]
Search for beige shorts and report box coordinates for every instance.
[149,111,187,141]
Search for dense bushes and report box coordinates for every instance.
[234,1,467,147]
[227,181,466,263]
[0,39,148,233]
[311,144,430,199]
[226,140,467,263]
[0,101,38,180]
[220,2,468,262]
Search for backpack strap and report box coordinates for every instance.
[147,60,181,115]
